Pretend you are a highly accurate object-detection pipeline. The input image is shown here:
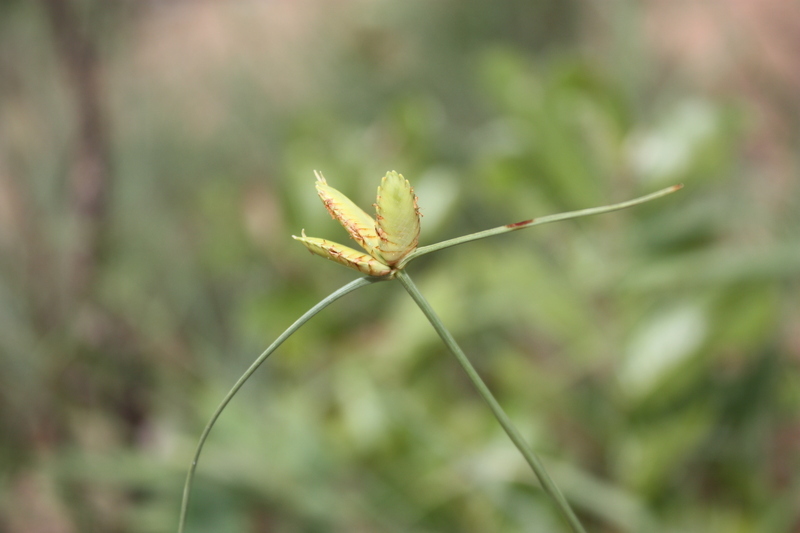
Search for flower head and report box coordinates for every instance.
[293,171,420,277]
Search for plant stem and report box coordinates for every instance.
[398,184,682,267]
[395,270,587,533]
[178,276,380,533]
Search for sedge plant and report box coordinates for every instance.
[178,171,682,533]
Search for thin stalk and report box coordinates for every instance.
[178,276,380,533]
[395,270,587,533]
[398,184,682,268]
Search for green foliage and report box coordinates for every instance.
[1,1,798,532]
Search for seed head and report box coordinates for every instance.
[294,171,421,276]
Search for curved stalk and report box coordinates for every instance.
[397,184,682,268]
[178,276,380,533]
[395,270,587,533]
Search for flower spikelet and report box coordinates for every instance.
[292,230,392,277]
[294,170,421,276]
[375,171,420,266]
[314,171,382,257]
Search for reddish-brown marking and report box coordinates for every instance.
[506,219,534,228]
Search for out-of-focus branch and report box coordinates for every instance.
[38,1,154,455]
[40,0,111,303]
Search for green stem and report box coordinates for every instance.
[178,276,380,533]
[395,270,587,533]
[398,184,682,268]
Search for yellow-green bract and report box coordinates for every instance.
[375,171,421,266]
[293,230,392,277]
[293,171,420,276]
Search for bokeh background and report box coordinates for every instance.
[1,0,799,531]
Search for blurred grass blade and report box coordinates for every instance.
[398,184,683,267]
[178,276,381,533]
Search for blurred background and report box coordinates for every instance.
[1,0,799,531]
